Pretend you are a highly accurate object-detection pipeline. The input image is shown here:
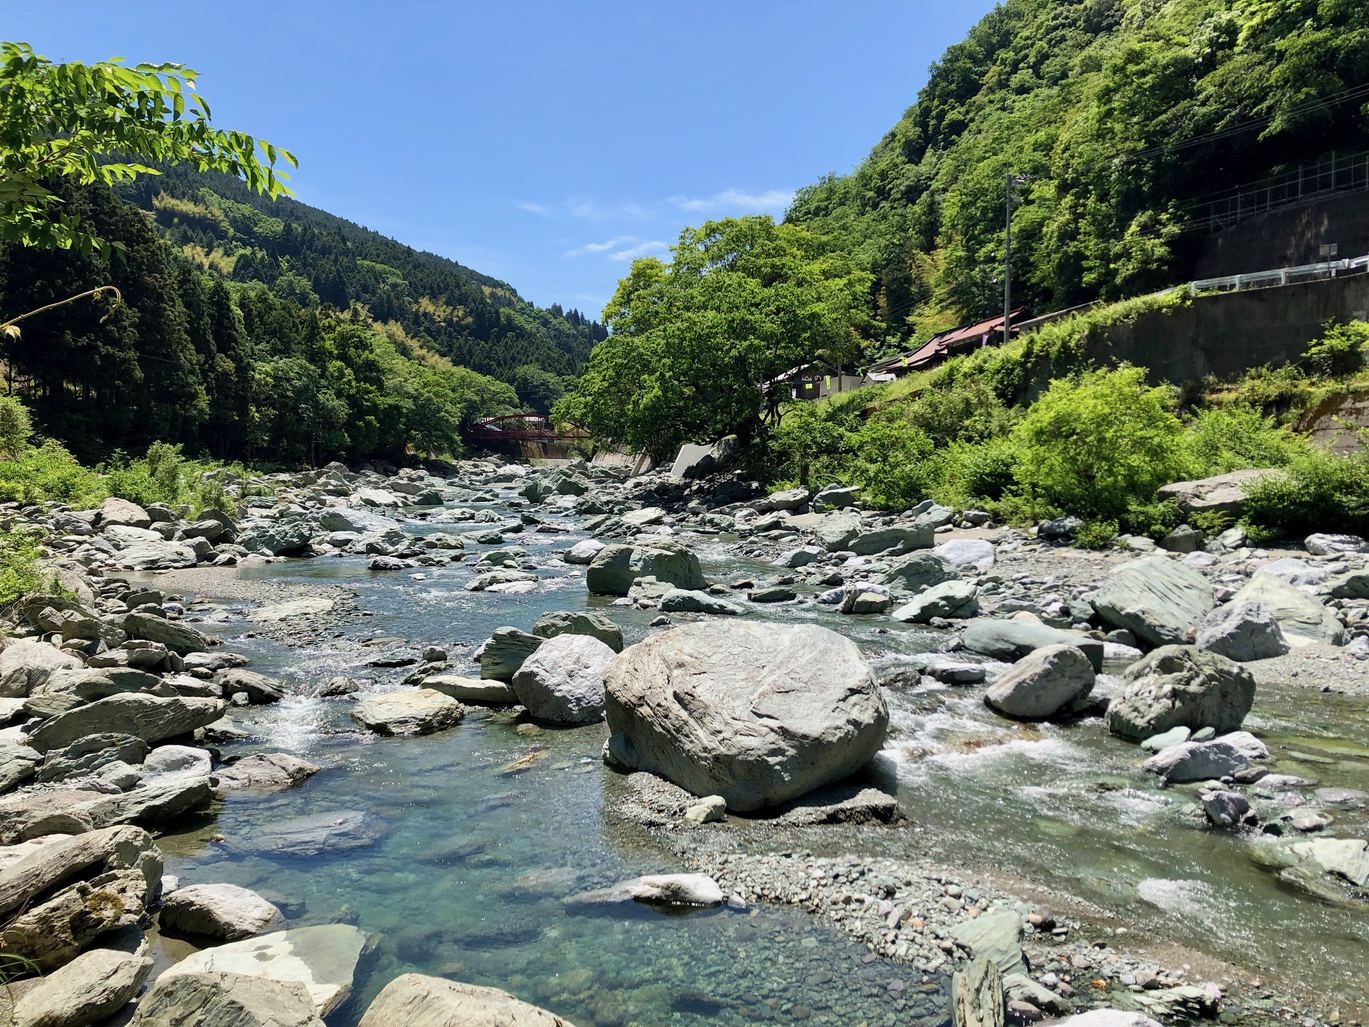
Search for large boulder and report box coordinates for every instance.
[478,627,544,681]
[236,520,314,557]
[1142,731,1268,783]
[1106,646,1256,741]
[127,972,324,1027]
[351,689,464,737]
[814,510,863,551]
[848,523,934,556]
[0,639,83,698]
[881,552,952,591]
[158,925,369,1017]
[10,947,152,1027]
[122,612,211,656]
[214,752,320,793]
[585,539,705,596]
[216,669,285,705]
[358,974,575,1027]
[532,610,624,652]
[1195,601,1291,662]
[511,634,615,725]
[1157,468,1278,518]
[25,668,162,719]
[960,619,1104,671]
[891,580,978,623]
[567,873,724,908]
[159,883,283,942]
[658,589,747,615]
[25,694,225,753]
[934,538,995,571]
[97,497,153,530]
[984,645,1095,720]
[1090,556,1214,647]
[1231,572,1345,646]
[603,621,888,811]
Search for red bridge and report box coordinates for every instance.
[467,412,591,444]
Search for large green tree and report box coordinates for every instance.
[557,216,876,460]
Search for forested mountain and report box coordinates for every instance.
[786,0,1369,343]
[0,171,604,465]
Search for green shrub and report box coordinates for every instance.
[0,440,106,507]
[904,376,1016,447]
[0,529,50,610]
[1229,363,1309,416]
[934,437,1020,505]
[1011,365,1189,520]
[1303,320,1369,378]
[1120,498,1183,539]
[1183,403,1304,476]
[0,396,32,459]
[1189,509,1232,536]
[1075,520,1118,550]
[1241,446,1369,538]
[847,418,938,510]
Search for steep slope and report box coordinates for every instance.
[786,0,1369,343]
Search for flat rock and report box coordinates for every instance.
[351,689,464,737]
[1157,469,1276,517]
[160,882,283,941]
[1142,731,1268,783]
[122,612,210,656]
[960,620,1103,671]
[10,947,151,1027]
[0,639,83,698]
[658,588,747,615]
[158,924,369,1016]
[248,811,385,858]
[892,580,978,623]
[568,873,724,908]
[1195,601,1290,662]
[532,609,624,652]
[422,674,517,705]
[248,597,336,623]
[25,694,225,753]
[358,973,575,1027]
[214,752,320,793]
[1090,556,1214,647]
[129,971,324,1027]
[1232,572,1345,647]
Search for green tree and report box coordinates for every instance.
[0,41,296,254]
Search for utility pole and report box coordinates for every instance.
[1003,172,1028,347]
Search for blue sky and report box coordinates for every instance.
[6,1,998,318]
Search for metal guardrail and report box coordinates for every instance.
[1189,254,1369,295]
[1181,150,1369,235]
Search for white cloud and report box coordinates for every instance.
[566,196,653,222]
[608,240,670,262]
[670,187,795,215]
[518,201,552,215]
[563,235,638,259]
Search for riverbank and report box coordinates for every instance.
[0,456,1365,1025]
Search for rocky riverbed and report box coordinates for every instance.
[0,456,1366,1026]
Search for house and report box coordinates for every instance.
[863,309,1024,383]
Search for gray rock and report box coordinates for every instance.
[984,645,1095,720]
[749,586,797,604]
[127,971,325,1027]
[1305,532,1369,556]
[812,484,859,510]
[351,689,464,737]
[142,745,212,782]
[24,667,162,720]
[237,520,313,557]
[934,538,995,571]
[111,540,199,571]
[1090,556,1214,647]
[952,956,1005,1027]
[1195,601,1290,662]
[160,882,282,941]
[603,621,887,811]
[1106,646,1255,741]
[1048,1013,1162,1027]
[216,669,284,704]
[960,619,1104,671]
[511,633,615,725]
[1200,788,1254,829]
[1139,726,1190,753]
[568,873,724,908]
[658,589,747,615]
[478,627,544,681]
[585,539,705,596]
[97,497,153,530]
[564,539,606,565]
[1232,572,1345,646]
[358,974,575,1027]
[36,734,149,784]
[1159,525,1204,554]
[892,580,979,623]
[532,610,624,652]
[814,510,863,551]
[10,947,152,1027]
[0,741,41,793]
[684,795,728,825]
[25,694,225,753]
[158,925,369,1016]
[881,552,953,591]
[249,811,384,858]
[839,590,892,615]
[1038,516,1082,540]
[774,546,823,569]
[1157,468,1277,517]
[248,597,335,622]
[0,639,83,698]
[214,752,320,792]
[122,612,210,655]
[1142,731,1268,783]
[948,909,1026,976]
[849,523,934,556]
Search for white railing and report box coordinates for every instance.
[1189,254,1369,295]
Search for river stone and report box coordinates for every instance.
[1200,788,1253,828]
[33,732,147,785]
[948,909,1026,976]
[1287,837,1369,887]
[25,694,225,753]
[1140,726,1190,753]
[421,674,517,705]
[892,580,979,623]
[142,744,212,782]
[1090,556,1214,647]
[564,539,606,565]
[159,924,369,1016]
[602,621,888,811]
[814,510,863,551]
[511,633,615,725]
[478,627,544,681]
[10,947,152,1027]
[237,520,314,557]
[984,645,1095,720]
[249,811,384,857]
[1194,601,1290,662]
[111,540,199,571]
[659,589,747,615]
[934,538,995,571]
[532,609,624,652]
[881,552,952,591]
[1106,646,1255,741]
[122,612,211,655]
[1305,532,1369,556]
[1231,572,1345,646]
[358,973,575,1027]
[585,539,705,596]
[127,971,325,1027]
[98,497,153,530]
[351,689,464,737]
[1142,731,1268,783]
[214,752,320,792]
[0,742,41,793]
[848,523,934,556]
[952,956,1005,1027]
[568,873,724,908]
[248,597,336,622]
[25,667,166,720]
[160,883,283,941]
[960,619,1104,671]
[1157,468,1276,517]
[0,639,83,698]
[216,669,284,704]
[1050,1013,1163,1027]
